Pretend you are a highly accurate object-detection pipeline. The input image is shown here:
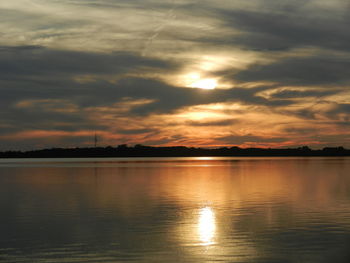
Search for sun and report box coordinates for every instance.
[191,78,217,90]
[185,73,217,90]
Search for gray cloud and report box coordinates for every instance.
[282,127,319,135]
[1,0,350,149]
[217,134,288,145]
[0,45,178,136]
[233,56,350,86]
[3,44,348,147]
[0,46,293,117]
[186,119,238,127]
[211,1,350,52]
[117,128,155,135]
[270,89,339,99]
[0,45,173,79]
[126,81,294,115]
[284,101,350,121]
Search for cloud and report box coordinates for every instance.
[1,44,348,149]
[286,101,350,121]
[186,119,238,127]
[1,1,350,149]
[0,46,176,142]
[117,128,155,135]
[210,0,350,52]
[0,45,293,114]
[0,45,174,79]
[217,134,288,144]
[269,89,339,99]
[233,56,350,86]
[127,83,294,115]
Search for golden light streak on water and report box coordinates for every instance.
[198,206,216,246]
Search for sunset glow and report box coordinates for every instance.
[0,0,349,150]
[185,73,217,90]
[191,78,217,90]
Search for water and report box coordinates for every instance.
[0,157,350,262]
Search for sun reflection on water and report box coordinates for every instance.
[198,206,216,246]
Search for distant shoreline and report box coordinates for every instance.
[1,145,349,158]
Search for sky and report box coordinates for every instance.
[1,0,350,150]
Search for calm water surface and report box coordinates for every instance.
[0,157,350,262]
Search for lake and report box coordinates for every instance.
[0,157,350,262]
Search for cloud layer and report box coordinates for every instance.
[1,0,349,150]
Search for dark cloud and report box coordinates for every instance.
[186,119,238,127]
[283,127,319,135]
[117,128,154,135]
[0,45,173,79]
[284,101,350,121]
[0,45,178,135]
[124,79,292,114]
[270,89,340,99]
[212,1,350,52]
[325,103,350,121]
[335,103,350,114]
[0,106,107,135]
[233,56,350,86]
[217,134,288,145]
[0,45,176,110]
[0,46,295,129]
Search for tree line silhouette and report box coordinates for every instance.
[0,145,349,158]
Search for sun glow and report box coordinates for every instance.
[192,78,217,90]
[186,73,217,90]
[198,206,216,245]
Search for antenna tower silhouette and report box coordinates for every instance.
[94,133,98,148]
